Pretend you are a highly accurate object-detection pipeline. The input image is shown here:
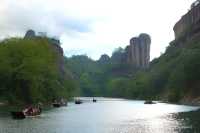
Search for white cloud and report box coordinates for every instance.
[0,0,194,60]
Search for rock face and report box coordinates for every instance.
[24,30,36,39]
[98,33,151,69]
[126,33,151,69]
[49,38,65,78]
[173,1,200,40]
[98,54,110,64]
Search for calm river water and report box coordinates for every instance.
[0,98,200,133]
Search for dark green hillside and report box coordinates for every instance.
[65,55,105,96]
[125,39,200,102]
[65,38,200,102]
[0,38,76,104]
[65,50,137,97]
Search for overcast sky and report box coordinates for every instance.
[0,0,194,60]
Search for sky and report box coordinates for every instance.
[0,0,195,60]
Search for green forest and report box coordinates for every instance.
[0,30,200,105]
[65,48,137,97]
[65,38,200,103]
[0,37,76,104]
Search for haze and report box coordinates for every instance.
[0,0,194,60]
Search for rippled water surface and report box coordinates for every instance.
[0,98,199,133]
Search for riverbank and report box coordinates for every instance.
[179,96,200,106]
[158,94,200,106]
[174,108,200,132]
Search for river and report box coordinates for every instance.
[0,98,200,133]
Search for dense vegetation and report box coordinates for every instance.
[65,39,200,102]
[1,32,199,104]
[132,39,200,102]
[0,38,76,104]
[65,48,137,97]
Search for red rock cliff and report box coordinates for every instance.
[174,1,200,39]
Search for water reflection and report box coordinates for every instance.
[0,99,199,133]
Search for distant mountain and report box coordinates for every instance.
[65,33,151,97]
